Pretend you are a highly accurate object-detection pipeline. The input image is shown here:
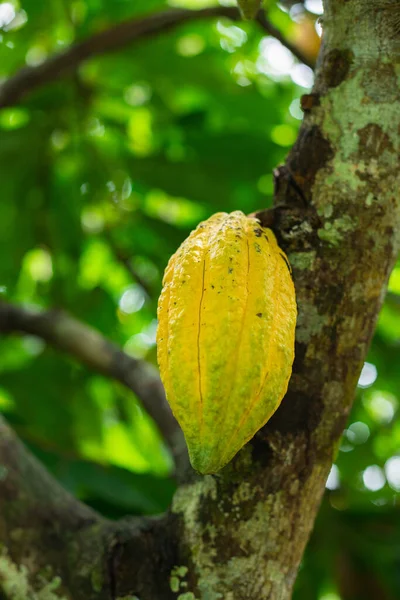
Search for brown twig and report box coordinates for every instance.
[255,10,314,68]
[103,231,154,298]
[0,7,314,108]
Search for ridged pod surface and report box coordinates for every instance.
[157,211,297,474]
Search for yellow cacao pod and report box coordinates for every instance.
[157,211,296,474]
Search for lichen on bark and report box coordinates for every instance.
[0,550,67,600]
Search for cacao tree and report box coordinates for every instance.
[0,0,400,599]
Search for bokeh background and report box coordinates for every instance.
[0,1,399,598]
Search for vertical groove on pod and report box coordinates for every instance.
[238,246,280,425]
[197,257,206,436]
[217,234,250,466]
[229,235,250,380]
[221,234,280,462]
[231,236,251,401]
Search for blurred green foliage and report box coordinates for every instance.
[0,1,399,598]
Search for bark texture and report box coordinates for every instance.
[0,416,107,599]
[158,1,400,598]
[0,416,178,600]
[1,0,400,599]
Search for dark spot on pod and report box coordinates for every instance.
[280,253,292,274]
[256,313,262,318]
[211,285,215,289]
[264,234,269,243]
[182,280,186,284]
[253,228,263,237]
[228,267,233,274]
[254,243,261,253]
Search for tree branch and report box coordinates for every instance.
[0,6,313,109]
[0,300,182,459]
[103,230,154,298]
[0,414,106,598]
[0,414,175,599]
[255,9,314,67]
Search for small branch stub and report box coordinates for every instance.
[237,0,262,20]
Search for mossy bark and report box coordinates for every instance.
[0,417,178,599]
[1,0,400,599]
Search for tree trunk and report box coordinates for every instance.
[150,1,400,598]
[1,0,400,599]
